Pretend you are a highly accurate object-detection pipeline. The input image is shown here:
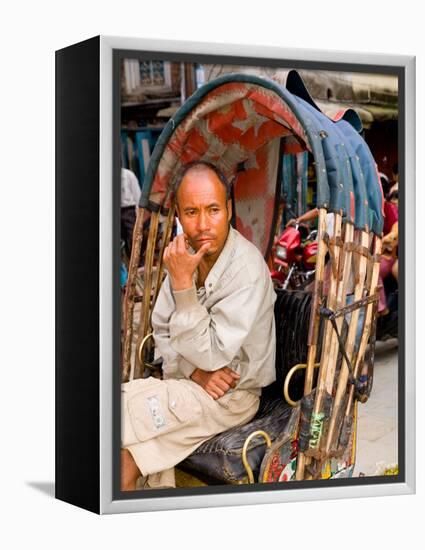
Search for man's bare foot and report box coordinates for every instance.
[121,448,141,491]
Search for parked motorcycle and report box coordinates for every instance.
[270,223,318,290]
[271,222,398,340]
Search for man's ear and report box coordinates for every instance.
[227,199,232,222]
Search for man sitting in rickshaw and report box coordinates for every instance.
[121,161,277,490]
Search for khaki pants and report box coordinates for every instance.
[122,377,260,488]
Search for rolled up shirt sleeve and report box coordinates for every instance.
[151,277,199,379]
[169,279,265,373]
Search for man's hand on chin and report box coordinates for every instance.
[163,233,211,291]
[190,367,240,400]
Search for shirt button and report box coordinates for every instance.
[170,401,176,408]
[209,283,213,288]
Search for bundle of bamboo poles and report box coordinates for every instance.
[121,198,176,383]
[296,208,381,480]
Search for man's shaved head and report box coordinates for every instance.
[174,161,231,204]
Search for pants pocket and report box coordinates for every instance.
[126,378,201,442]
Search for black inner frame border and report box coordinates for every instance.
[112,48,405,501]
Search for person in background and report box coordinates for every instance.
[285,207,319,229]
[121,167,141,259]
[389,162,399,197]
[379,221,398,315]
[379,161,399,314]
[379,172,391,200]
[383,183,399,236]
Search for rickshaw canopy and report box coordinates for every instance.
[139,71,384,252]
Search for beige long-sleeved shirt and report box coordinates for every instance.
[151,226,277,395]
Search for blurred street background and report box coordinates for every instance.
[354,339,398,476]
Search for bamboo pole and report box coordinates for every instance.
[304,209,329,393]
[295,207,328,480]
[135,210,161,374]
[322,222,355,396]
[338,236,382,452]
[303,212,343,462]
[121,207,145,382]
[324,229,369,456]
[151,202,176,311]
[305,220,355,473]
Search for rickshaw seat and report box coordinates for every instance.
[180,393,293,483]
[179,289,314,484]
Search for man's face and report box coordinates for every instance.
[176,167,232,262]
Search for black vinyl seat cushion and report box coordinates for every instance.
[180,395,294,483]
[180,290,318,484]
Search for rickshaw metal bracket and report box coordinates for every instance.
[320,292,379,320]
[136,332,154,380]
[318,308,357,389]
[318,293,379,392]
[283,362,320,407]
[242,430,272,484]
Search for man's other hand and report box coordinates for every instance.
[190,367,240,399]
